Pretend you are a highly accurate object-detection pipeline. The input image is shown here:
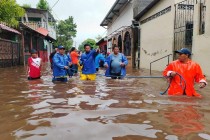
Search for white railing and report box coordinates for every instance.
[22,22,56,39]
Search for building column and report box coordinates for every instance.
[205,0,210,35]
[193,1,200,36]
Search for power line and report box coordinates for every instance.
[51,9,60,21]
[51,0,60,10]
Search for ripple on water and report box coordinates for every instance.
[198,133,210,140]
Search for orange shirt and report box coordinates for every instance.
[163,60,206,96]
[70,51,79,64]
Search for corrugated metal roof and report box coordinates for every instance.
[36,27,49,36]
[134,0,160,21]
[100,0,129,26]
[0,24,21,35]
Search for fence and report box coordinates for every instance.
[0,39,20,68]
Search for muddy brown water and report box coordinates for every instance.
[0,64,210,140]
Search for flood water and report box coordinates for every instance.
[1,63,210,140]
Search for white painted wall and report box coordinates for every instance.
[107,3,133,36]
[192,1,210,78]
[106,2,133,53]
[139,0,175,71]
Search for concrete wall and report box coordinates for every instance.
[107,3,133,36]
[139,0,175,71]
[192,0,210,78]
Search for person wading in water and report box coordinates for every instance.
[163,48,207,97]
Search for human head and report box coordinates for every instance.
[58,45,66,55]
[84,44,91,52]
[31,49,38,58]
[175,48,191,62]
[71,47,76,52]
[112,45,119,55]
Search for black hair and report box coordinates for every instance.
[112,45,119,50]
[71,47,76,52]
[84,44,91,49]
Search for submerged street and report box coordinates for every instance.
[0,64,210,140]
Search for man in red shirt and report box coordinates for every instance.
[70,47,79,75]
[27,49,42,80]
[163,48,207,97]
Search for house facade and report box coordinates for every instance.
[100,0,152,68]
[20,8,56,65]
[96,38,107,53]
[134,0,210,78]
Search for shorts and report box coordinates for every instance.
[80,74,96,81]
[52,77,68,82]
[28,77,41,80]
[110,72,121,79]
[72,64,78,73]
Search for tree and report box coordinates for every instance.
[54,16,77,50]
[22,4,31,8]
[37,0,50,10]
[78,38,98,52]
[0,0,25,27]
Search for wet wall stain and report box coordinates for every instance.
[142,48,168,56]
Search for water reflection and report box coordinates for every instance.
[164,106,204,136]
[0,65,210,140]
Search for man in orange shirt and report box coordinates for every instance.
[70,47,79,75]
[163,48,207,97]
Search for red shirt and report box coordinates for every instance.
[70,51,79,64]
[28,57,41,78]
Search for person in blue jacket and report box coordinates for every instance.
[104,45,128,79]
[52,45,70,82]
[95,51,105,71]
[80,44,99,80]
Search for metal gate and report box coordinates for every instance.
[0,39,20,68]
[174,0,195,58]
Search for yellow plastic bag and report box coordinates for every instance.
[77,61,83,72]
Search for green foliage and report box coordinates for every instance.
[54,16,77,50]
[0,0,25,27]
[37,0,50,10]
[22,4,31,8]
[78,38,98,52]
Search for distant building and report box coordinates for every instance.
[100,0,152,68]
[19,7,56,65]
[96,37,107,53]
[134,0,210,78]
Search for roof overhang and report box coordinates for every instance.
[134,0,160,21]
[100,0,129,27]
[36,27,49,36]
[0,24,21,35]
[96,38,106,45]
[23,7,56,22]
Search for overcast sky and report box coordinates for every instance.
[16,0,116,47]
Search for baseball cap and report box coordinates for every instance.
[31,49,37,54]
[58,45,65,49]
[175,48,191,55]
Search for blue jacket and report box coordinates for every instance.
[67,53,72,62]
[104,53,128,77]
[53,53,69,77]
[80,50,97,74]
[95,53,105,68]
